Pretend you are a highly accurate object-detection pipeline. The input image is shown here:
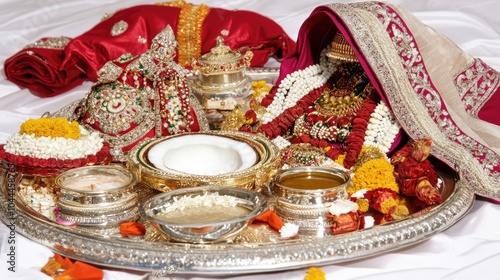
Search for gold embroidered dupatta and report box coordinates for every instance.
[278,1,500,200]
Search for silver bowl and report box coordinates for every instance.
[140,186,268,243]
[56,165,136,204]
[266,166,351,236]
[55,165,139,227]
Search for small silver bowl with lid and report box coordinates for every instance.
[55,165,139,227]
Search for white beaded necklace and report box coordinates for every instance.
[261,48,339,124]
[363,101,400,153]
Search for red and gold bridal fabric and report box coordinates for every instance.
[3,1,295,97]
[277,1,500,200]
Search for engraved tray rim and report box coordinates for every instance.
[0,167,473,276]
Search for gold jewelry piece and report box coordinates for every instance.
[157,0,210,66]
[315,87,370,117]
[281,143,330,167]
[315,63,372,117]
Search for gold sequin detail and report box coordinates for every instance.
[111,20,128,36]
[176,2,210,66]
[156,1,210,66]
[24,36,70,50]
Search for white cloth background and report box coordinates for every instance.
[0,0,499,279]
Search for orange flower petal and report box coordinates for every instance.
[119,221,146,236]
[54,261,103,280]
[250,210,284,231]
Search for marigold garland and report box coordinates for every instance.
[20,117,80,139]
[348,157,399,194]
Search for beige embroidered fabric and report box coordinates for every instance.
[301,2,500,200]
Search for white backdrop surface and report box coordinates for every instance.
[0,0,499,279]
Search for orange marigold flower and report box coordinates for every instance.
[304,267,326,280]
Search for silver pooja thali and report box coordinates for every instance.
[0,68,474,276]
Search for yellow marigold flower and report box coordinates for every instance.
[251,80,271,99]
[379,197,397,215]
[391,196,410,219]
[356,198,370,213]
[335,153,346,166]
[392,204,410,219]
[348,157,398,194]
[20,117,80,140]
[304,267,326,280]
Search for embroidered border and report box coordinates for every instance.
[24,36,70,50]
[454,58,500,117]
[363,2,499,173]
[325,2,499,197]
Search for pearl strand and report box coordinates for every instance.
[363,101,400,153]
[261,48,339,124]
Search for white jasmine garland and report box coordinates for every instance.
[363,101,400,153]
[4,125,104,160]
[260,47,340,124]
[328,199,359,216]
[271,136,291,150]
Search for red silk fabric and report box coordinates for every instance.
[4,4,295,97]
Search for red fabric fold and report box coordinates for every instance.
[4,3,295,97]
[4,44,86,97]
